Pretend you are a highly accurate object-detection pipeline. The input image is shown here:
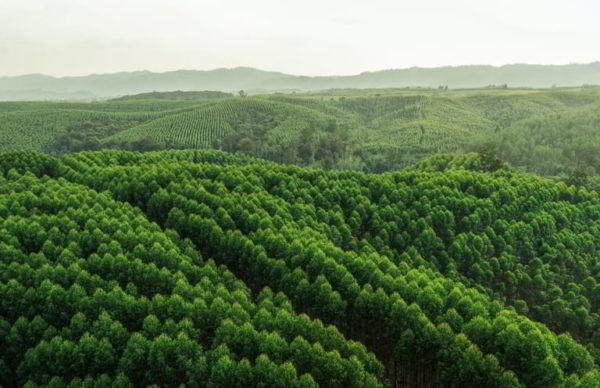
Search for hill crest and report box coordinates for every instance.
[1,63,600,100]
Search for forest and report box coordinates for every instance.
[1,148,600,387]
[3,0,600,384]
[1,86,600,387]
[1,86,600,190]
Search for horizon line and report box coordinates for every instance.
[2,61,599,79]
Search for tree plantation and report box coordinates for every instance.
[4,0,600,382]
[0,154,382,388]
[2,87,600,187]
[1,149,600,387]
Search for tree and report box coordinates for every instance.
[565,166,589,188]
[478,143,505,172]
[237,137,256,155]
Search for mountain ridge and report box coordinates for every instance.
[1,62,600,100]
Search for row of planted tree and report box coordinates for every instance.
[2,149,600,387]
[0,167,382,387]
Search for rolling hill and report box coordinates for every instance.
[0,102,208,154]
[494,101,600,177]
[1,87,600,183]
[103,98,338,156]
[2,149,600,386]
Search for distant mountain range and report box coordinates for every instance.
[1,63,600,100]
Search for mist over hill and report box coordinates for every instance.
[1,63,600,100]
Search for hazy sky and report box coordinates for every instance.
[1,0,598,77]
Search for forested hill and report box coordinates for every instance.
[110,90,234,101]
[3,149,600,387]
[1,62,599,99]
[2,87,600,188]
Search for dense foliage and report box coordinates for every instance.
[2,149,600,387]
[489,102,600,186]
[0,157,383,387]
[2,85,600,386]
[2,87,600,185]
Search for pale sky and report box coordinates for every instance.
[0,0,598,77]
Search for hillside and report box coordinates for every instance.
[0,101,210,155]
[0,153,382,388]
[1,87,600,182]
[103,98,344,165]
[2,149,600,387]
[110,90,234,101]
[1,63,600,100]
[493,102,600,177]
